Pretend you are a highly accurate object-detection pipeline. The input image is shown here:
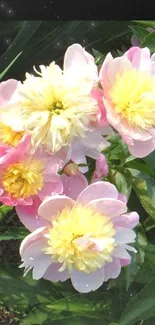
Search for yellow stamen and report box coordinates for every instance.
[109,69,155,129]
[0,122,24,147]
[2,159,44,198]
[44,205,116,273]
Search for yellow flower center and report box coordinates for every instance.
[2,159,44,198]
[44,205,116,273]
[109,69,155,129]
[0,122,24,147]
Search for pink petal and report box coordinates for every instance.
[20,226,48,256]
[38,179,63,201]
[91,87,108,126]
[77,181,119,205]
[0,79,18,106]
[43,263,69,282]
[86,198,127,217]
[71,267,105,293]
[128,138,155,158]
[106,56,133,85]
[124,46,151,71]
[118,193,128,204]
[92,154,109,182]
[61,173,88,200]
[113,212,139,229]
[38,195,75,222]
[120,258,131,267]
[118,119,152,141]
[99,53,113,93]
[20,238,51,280]
[115,227,136,245]
[16,197,50,232]
[104,257,121,281]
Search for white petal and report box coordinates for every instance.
[113,245,131,259]
[71,268,105,293]
[115,227,136,244]
[104,257,121,282]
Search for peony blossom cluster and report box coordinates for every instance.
[3,42,155,292]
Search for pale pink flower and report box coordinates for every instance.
[99,47,155,158]
[0,135,67,231]
[92,154,109,182]
[3,44,100,154]
[19,181,139,293]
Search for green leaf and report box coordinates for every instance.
[110,169,132,199]
[0,205,13,221]
[120,279,155,325]
[129,26,150,43]
[127,169,155,220]
[125,224,147,290]
[0,51,22,80]
[141,32,155,52]
[92,48,104,64]
[0,21,41,79]
[0,264,63,312]
[143,151,155,173]
[0,227,30,240]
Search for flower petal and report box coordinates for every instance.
[77,181,119,205]
[38,179,63,201]
[20,239,51,280]
[128,138,155,158]
[61,173,88,200]
[16,197,50,232]
[104,257,121,281]
[38,195,75,222]
[0,79,18,106]
[20,226,47,256]
[86,198,127,217]
[113,245,131,260]
[43,263,69,282]
[71,267,105,293]
[115,227,136,245]
[113,212,139,229]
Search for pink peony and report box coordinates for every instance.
[19,181,139,293]
[0,135,68,231]
[92,153,109,182]
[99,47,155,158]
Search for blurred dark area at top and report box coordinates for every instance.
[0,20,150,81]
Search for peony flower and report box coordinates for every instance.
[99,47,155,158]
[0,79,25,148]
[19,181,139,293]
[0,135,67,231]
[92,153,109,182]
[3,44,100,154]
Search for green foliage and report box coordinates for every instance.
[120,279,155,325]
